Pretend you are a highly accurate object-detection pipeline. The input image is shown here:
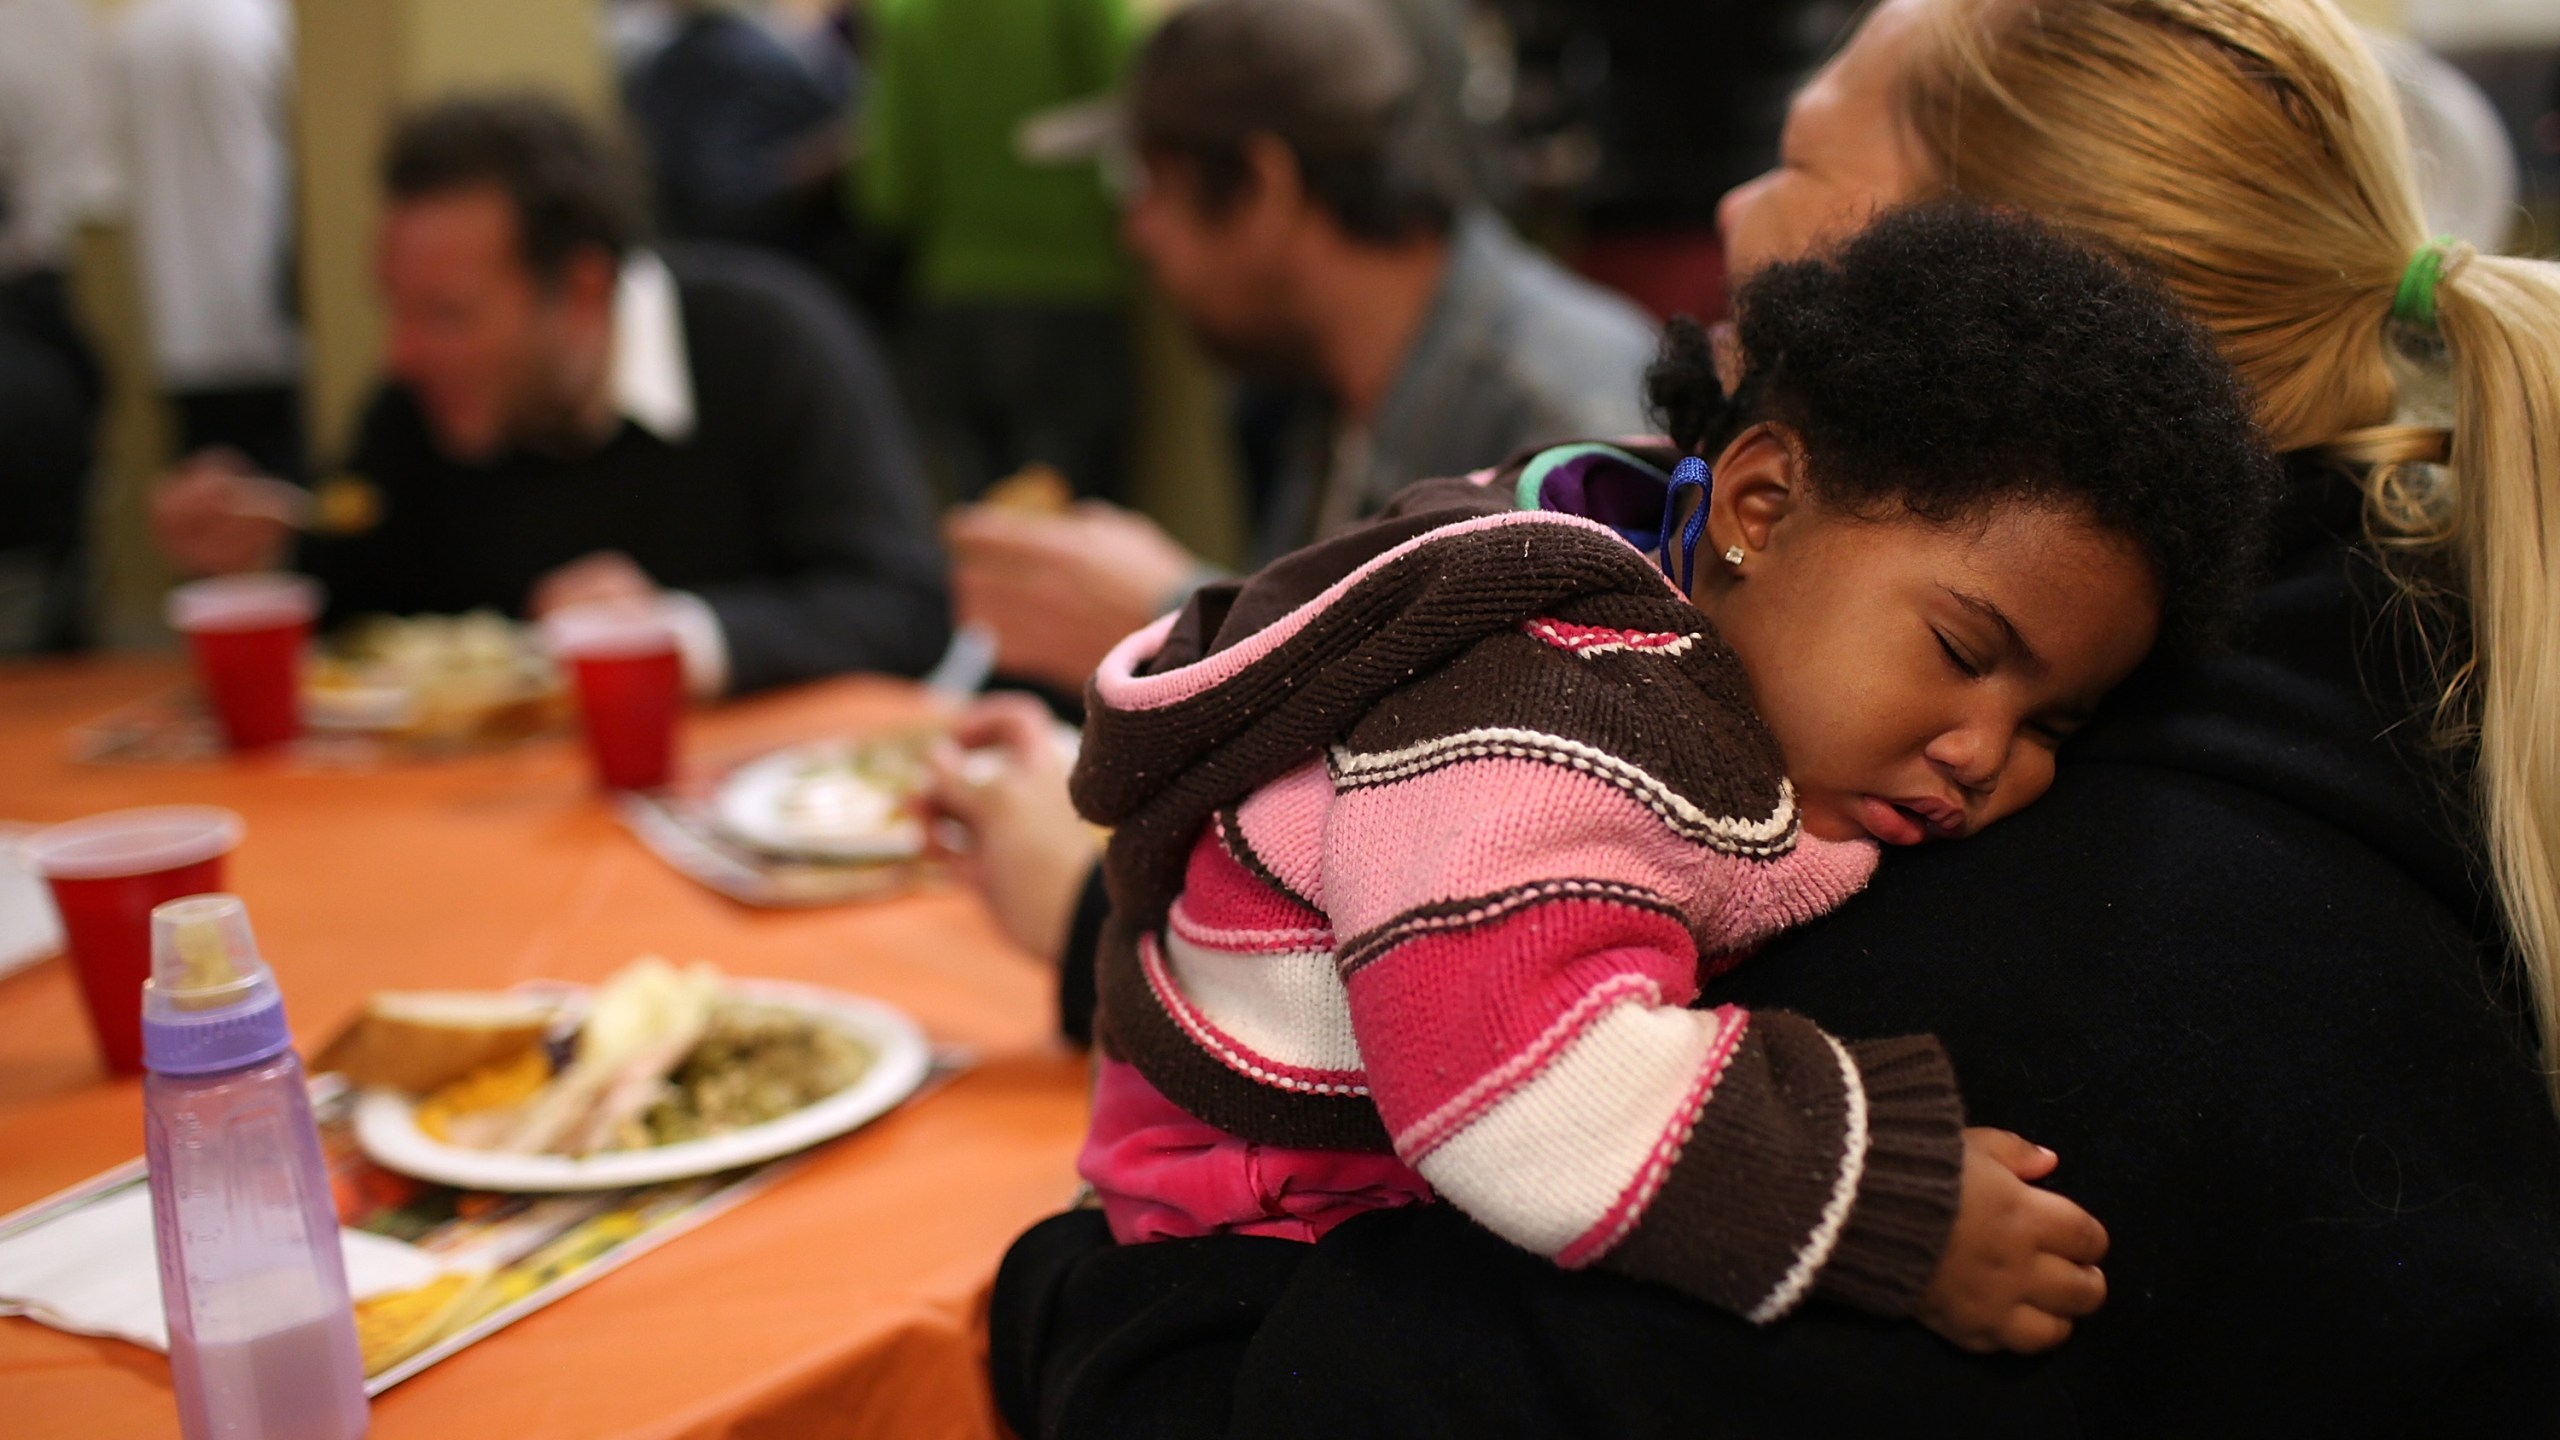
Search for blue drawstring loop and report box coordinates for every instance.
[1660,456,1713,592]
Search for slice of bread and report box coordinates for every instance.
[315,990,556,1093]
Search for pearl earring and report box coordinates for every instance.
[1723,544,1745,567]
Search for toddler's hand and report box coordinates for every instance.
[1915,1127,2109,1354]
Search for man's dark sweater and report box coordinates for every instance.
[300,244,948,694]
[994,464,2560,1438]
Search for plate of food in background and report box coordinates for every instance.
[302,611,568,745]
[332,959,931,1191]
[709,738,933,863]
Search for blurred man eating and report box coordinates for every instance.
[153,93,948,696]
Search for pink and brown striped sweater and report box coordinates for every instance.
[1071,457,1967,1323]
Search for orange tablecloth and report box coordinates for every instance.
[0,658,1088,1440]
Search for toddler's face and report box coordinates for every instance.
[1694,445,2160,846]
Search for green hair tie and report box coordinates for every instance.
[2391,236,2462,329]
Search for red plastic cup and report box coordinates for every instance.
[545,605,685,791]
[22,806,245,1076]
[168,574,322,751]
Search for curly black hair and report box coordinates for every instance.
[1648,202,2279,650]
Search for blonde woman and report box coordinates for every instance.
[985,2,2560,1435]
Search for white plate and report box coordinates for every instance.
[711,742,926,862]
[353,980,932,1192]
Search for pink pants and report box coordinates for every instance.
[1078,1056,1435,1244]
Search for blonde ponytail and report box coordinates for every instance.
[1895,0,2560,1111]
[2437,256,2560,1104]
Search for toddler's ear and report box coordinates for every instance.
[1707,423,1808,562]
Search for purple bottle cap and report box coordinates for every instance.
[141,894,293,1075]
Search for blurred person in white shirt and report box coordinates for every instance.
[0,0,118,651]
[113,0,304,477]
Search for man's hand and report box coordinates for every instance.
[944,501,1204,692]
[530,550,661,618]
[150,450,303,577]
[1915,1127,2110,1354]
[923,693,1101,964]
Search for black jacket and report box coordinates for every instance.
[300,243,949,694]
[996,466,2560,1439]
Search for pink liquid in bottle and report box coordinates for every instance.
[142,896,368,1440]
[179,1314,373,1436]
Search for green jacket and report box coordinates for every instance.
[854,0,1137,304]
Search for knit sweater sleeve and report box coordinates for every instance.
[1321,622,1966,1321]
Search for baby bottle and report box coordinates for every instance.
[141,894,370,1440]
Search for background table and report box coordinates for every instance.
[0,657,1087,1440]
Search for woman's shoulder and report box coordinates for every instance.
[2081,500,2489,933]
